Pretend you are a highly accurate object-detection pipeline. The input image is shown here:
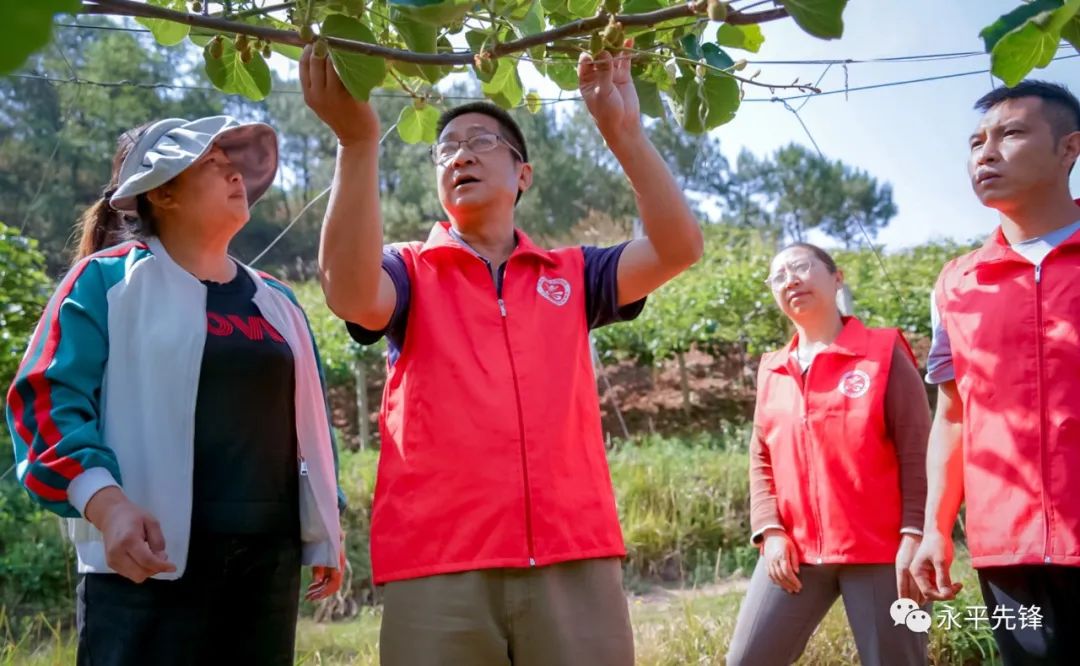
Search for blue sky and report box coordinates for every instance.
[678,1,1080,249]
[482,1,1080,249]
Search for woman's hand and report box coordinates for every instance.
[306,533,347,601]
[85,487,176,583]
[895,533,926,605]
[762,528,802,594]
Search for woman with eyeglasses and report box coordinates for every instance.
[726,243,931,666]
[6,116,346,665]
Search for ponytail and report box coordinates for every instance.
[74,121,158,265]
[74,190,123,263]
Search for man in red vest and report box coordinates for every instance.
[911,80,1080,664]
[300,39,702,665]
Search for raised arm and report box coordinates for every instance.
[577,41,703,307]
[300,45,393,329]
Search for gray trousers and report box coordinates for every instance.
[727,557,928,666]
[380,558,634,666]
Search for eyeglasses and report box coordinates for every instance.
[764,259,814,289]
[429,133,524,166]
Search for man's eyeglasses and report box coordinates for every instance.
[764,259,815,289]
[429,133,525,166]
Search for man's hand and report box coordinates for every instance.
[582,38,702,305]
[300,44,380,146]
[910,530,963,601]
[762,528,802,594]
[85,487,176,583]
[578,40,642,149]
[895,533,925,604]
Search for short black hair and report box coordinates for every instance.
[975,80,1080,140]
[779,242,839,274]
[436,102,529,163]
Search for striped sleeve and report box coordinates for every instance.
[5,246,135,518]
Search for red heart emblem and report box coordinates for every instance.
[537,277,571,306]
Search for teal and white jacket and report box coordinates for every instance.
[5,238,345,580]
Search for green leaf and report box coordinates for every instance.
[543,61,579,90]
[204,38,272,101]
[623,0,662,12]
[702,43,734,71]
[979,0,1063,52]
[136,0,190,47]
[466,29,489,53]
[1064,14,1080,52]
[391,0,477,26]
[0,0,80,75]
[526,91,542,114]
[188,31,213,47]
[714,23,763,52]
[321,14,389,101]
[482,58,524,108]
[671,77,697,132]
[633,78,665,118]
[568,0,601,16]
[392,10,446,83]
[629,30,656,49]
[990,21,1061,86]
[390,0,450,6]
[1047,0,1080,33]
[397,103,440,144]
[701,74,740,128]
[270,42,305,61]
[515,0,546,37]
[679,34,703,61]
[779,0,847,40]
[473,59,497,83]
[671,73,739,133]
[499,0,536,21]
[541,0,568,14]
[636,62,673,93]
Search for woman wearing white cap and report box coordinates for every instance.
[5,116,346,665]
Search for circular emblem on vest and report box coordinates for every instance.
[837,369,870,398]
[537,276,571,306]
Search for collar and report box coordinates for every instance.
[971,198,1080,270]
[763,316,870,374]
[418,221,556,266]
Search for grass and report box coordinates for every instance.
[319,436,760,607]
[0,553,998,665]
[609,435,757,589]
[0,608,74,666]
[291,550,996,665]
[1,435,999,664]
[628,553,998,666]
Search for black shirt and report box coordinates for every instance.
[191,267,299,536]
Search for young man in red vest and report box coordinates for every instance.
[911,80,1080,664]
[300,41,702,665]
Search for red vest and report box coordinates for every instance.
[755,318,913,564]
[370,223,625,584]
[935,220,1080,568]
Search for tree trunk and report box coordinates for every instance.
[302,140,310,201]
[280,185,293,224]
[738,339,753,391]
[677,351,691,410]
